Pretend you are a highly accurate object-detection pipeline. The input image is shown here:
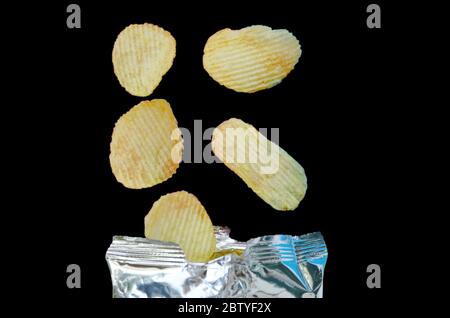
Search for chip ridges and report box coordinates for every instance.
[203,25,301,93]
[112,23,176,96]
[211,118,307,211]
[109,99,183,189]
[144,191,216,262]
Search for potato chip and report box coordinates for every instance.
[144,191,216,262]
[109,99,183,189]
[203,25,301,93]
[112,23,176,97]
[212,118,307,211]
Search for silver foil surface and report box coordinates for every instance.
[106,227,327,298]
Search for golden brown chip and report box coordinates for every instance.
[211,118,307,211]
[109,99,183,189]
[144,191,216,262]
[112,23,176,97]
[203,25,301,93]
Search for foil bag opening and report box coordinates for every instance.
[106,227,327,298]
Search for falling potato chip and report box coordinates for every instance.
[212,118,307,211]
[144,191,216,262]
[203,25,301,93]
[110,99,183,189]
[112,23,176,97]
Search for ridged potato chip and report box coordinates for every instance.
[144,191,216,262]
[112,23,176,97]
[212,118,307,211]
[203,25,301,93]
[110,99,183,189]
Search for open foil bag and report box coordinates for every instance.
[106,227,327,298]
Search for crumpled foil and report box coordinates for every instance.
[106,227,327,298]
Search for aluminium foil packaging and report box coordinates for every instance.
[106,227,327,298]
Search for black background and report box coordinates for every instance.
[29,0,404,310]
